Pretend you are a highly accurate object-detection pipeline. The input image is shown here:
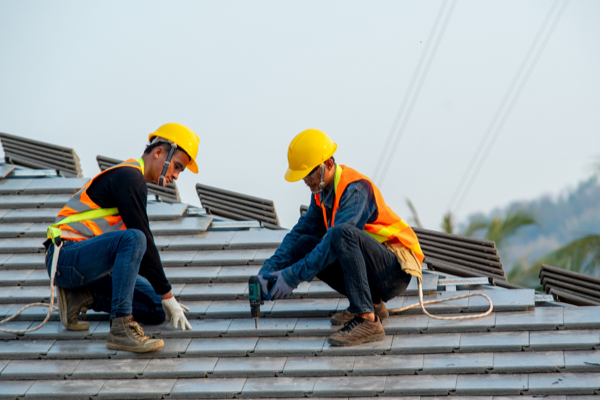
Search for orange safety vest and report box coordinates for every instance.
[53,158,144,241]
[314,165,424,264]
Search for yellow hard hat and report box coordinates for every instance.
[149,123,200,174]
[285,129,337,182]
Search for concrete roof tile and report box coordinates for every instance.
[312,376,386,397]
[350,354,422,376]
[23,379,105,399]
[170,377,247,399]
[455,374,527,395]
[0,359,79,380]
[563,306,600,329]
[422,352,493,374]
[97,378,176,399]
[563,350,600,372]
[71,358,149,379]
[253,336,326,357]
[183,337,258,357]
[282,356,354,377]
[384,374,457,396]
[494,307,564,331]
[528,330,600,351]
[241,377,316,398]
[492,351,564,373]
[459,331,529,352]
[389,333,460,354]
[142,357,218,379]
[212,356,286,377]
[0,380,34,398]
[528,372,600,395]
[225,317,297,337]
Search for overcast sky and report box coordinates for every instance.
[1,0,598,230]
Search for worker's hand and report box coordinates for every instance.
[161,297,192,331]
[265,270,293,300]
[257,275,270,299]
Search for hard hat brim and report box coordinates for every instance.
[284,167,312,182]
[187,159,198,174]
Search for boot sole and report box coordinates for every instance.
[58,287,90,331]
[327,332,386,347]
[106,339,165,353]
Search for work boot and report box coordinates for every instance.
[106,316,164,353]
[57,286,94,331]
[327,315,385,347]
[330,301,389,325]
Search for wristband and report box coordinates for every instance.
[162,295,174,300]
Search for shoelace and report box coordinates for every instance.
[339,317,364,333]
[128,321,149,342]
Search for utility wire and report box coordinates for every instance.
[372,0,448,183]
[378,0,457,185]
[448,0,569,214]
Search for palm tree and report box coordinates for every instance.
[540,234,600,276]
[506,256,543,290]
[405,199,423,229]
[442,211,455,234]
[462,209,538,249]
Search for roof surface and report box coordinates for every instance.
[0,162,599,399]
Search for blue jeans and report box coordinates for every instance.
[292,223,412,314]
[45,230,165,323]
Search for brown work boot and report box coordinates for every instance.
[327,315,385,347]
[330,301,389,325]
[58,286,93,331]
[106,315,164,353]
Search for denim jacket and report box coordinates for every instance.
[259,178,377,288]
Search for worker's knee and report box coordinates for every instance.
[329,223,357,244]
[121,229,147,255]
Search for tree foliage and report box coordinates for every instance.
[442,211,455,234]
[540,234,600,276]
[463,210,538,249]
[405,198,423,229]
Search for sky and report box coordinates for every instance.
[1,0,599,230]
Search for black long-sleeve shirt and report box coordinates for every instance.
[85,166,172,295]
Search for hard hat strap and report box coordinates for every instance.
[158,141,178,187]
[316,163,326,205]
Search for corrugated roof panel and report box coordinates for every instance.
[196,183,281,229]
[0,132,83,178]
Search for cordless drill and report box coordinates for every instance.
[248,275,277,328]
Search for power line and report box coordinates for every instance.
[373,0,457,185]
[448,0,570,214]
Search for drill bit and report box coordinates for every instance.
[255,318,257,329]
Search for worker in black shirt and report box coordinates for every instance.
[45,123,200,353]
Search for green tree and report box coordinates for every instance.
[540,234,600,276]
[462,210,538,249]
[442,211,455,234]
[405,199,423,229]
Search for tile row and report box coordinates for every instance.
[3,304,600,338]
[1,351,599,381]
[0,177,90,195]
[0,372,599,398]
[1,330,598,359]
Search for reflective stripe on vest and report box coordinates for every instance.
[314,164,425,264]
[50,158,144,241]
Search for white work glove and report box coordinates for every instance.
[161,297,192,331]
